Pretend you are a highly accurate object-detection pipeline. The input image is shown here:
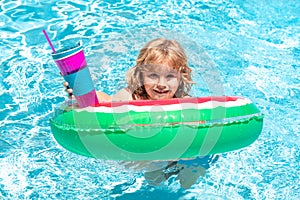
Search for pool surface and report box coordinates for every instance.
[0,0,299,199]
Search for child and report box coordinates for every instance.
[64,38,218,188]
[65,38,193,101]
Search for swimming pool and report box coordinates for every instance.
[0,0,299,199]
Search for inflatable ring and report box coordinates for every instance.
[50,96,264,160]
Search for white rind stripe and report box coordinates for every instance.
[75,98,252,113]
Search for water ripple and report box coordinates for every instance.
[0,0,299,199]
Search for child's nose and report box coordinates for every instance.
[157,77,167,88]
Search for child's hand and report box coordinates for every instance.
[63,82,74,99]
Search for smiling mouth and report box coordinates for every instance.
[153,89,169,94]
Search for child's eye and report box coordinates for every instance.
[166,74,176,79]
[148,73,158,78]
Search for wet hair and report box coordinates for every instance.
[126,38,193,99]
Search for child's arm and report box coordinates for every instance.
[112,88,133,101]
[63,81,111,102]
[96,91,112,101]
[63,82,132,102]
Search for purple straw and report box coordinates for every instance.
[42,29,56,54]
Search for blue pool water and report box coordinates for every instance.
[1,0,299,199]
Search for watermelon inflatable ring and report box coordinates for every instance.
[50,96,264,160]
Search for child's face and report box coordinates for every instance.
[142,64,180,100]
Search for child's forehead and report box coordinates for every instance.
[144,63,178,73]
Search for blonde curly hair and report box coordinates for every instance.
[126,38,193,99]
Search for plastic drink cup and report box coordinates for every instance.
[51,41,99,108]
